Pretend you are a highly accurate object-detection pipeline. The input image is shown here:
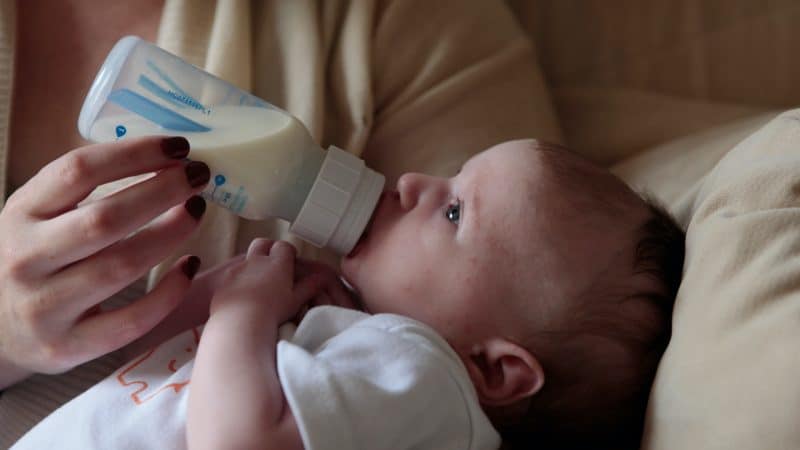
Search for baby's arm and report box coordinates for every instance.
[187,240,312,450]
[188,290,302,450]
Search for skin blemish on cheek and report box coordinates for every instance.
[398,278,417,297]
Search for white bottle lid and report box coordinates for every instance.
[290,146,385,255]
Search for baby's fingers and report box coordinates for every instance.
[292,271,329,305]
[246,238,296,280]
[246,238,295,261]
[246,238,275,259]
[67,255,201,361]
[269,240,296,267]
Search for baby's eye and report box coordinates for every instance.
[444,199,461,225]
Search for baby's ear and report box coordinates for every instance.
[462,338,544,407]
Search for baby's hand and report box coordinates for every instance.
[210,239,321,325]
[292,258,361,323]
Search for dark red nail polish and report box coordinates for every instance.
[185,161,210,188]
[182,256,201,280]
[184,195,206,221]
[162,137,190,159]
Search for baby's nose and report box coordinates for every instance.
[397,173,424,210]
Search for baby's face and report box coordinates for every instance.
[341,139,585,349]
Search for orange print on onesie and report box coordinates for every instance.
[116,327,202,405]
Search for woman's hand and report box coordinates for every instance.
[0,136,210,387]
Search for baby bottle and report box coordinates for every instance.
[78,36,384,256]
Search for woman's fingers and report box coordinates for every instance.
[119,254,249,359]
[185,254,246,303]
[17,136,193,218]
[38,161,209,271]
[68,255,201,362]
[49,197,206,317]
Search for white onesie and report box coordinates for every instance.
[11,306,501,450]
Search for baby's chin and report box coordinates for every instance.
[339,257,364,295]
[340,259,382,314]
[339,255,356,282]
[340,230,364,269]
[337,272,376,315]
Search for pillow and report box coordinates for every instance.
[611,112,777,226]
[615,109,800,450]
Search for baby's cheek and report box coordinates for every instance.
[373,252,426,299]
[396,275,420,298]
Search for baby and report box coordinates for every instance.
[11,139,685,450]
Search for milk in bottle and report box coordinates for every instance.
[79,36,384,255]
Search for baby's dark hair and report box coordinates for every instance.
[499,143,685,450]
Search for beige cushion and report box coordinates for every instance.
[613,110,800,450]
[611,112,777,225]
[505,0,795,165]
[507,0,800,108]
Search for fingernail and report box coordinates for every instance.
[182,256,201,280]
[184,195,206,221]
[162,137,190,159]
[185,161,210,188]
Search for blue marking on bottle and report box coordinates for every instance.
[115,125,127,139]
[231,186,247,213]
[145,60,209,114]
[108,89,211,132]
[138,75,185,109]
[138,75,209,113]
[210,174,226,200]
